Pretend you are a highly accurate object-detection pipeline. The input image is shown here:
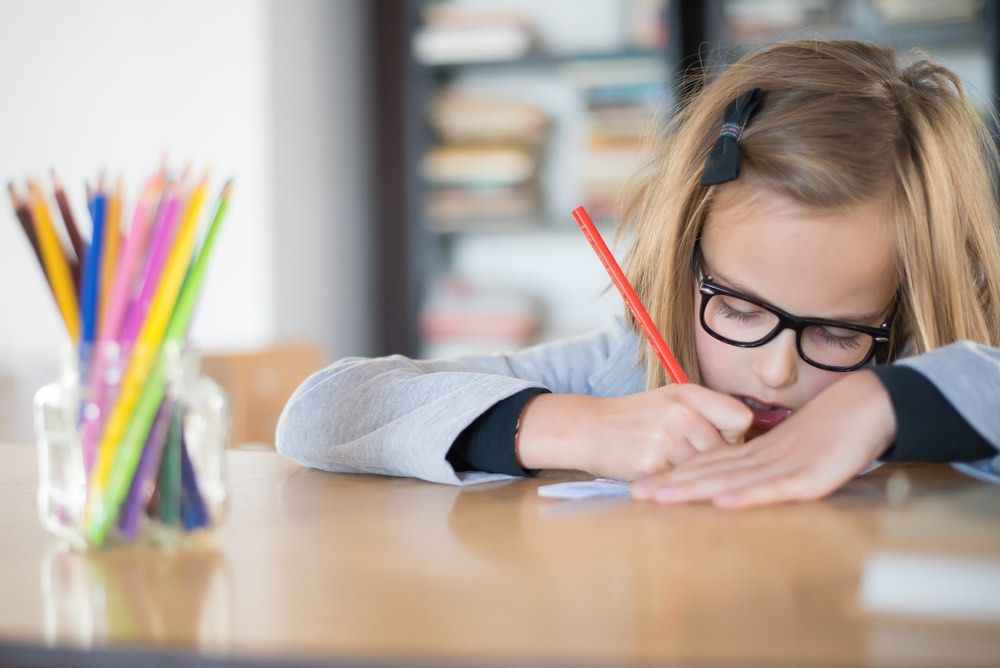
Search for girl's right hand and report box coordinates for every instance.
[515,385,754,481]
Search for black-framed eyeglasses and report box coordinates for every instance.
[698,275,897,372]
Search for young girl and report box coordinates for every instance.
[277,40,1000,506]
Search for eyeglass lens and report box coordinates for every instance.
[703,293,876,368]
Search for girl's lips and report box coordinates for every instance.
[734,395,793,433]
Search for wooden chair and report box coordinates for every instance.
[201,344,327,448]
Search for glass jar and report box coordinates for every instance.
[34,341,229,550]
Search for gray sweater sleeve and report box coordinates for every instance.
[275,314,642,485]
[892,341,1000,451]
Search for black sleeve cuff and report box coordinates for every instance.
[872,365,996,462]
[446,388,550,477]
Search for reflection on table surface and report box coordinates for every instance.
[1,441,998,666]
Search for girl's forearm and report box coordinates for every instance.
[514,393,596,471]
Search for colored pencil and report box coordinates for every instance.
[179,429,209,530]
[79,175,164,472]
[571,206,688,384]
[118,399,172,539]
[99,175,124,339]
[119,180,183,348]
[87,173,208,486]
[12,161,231,545]
[158,402,183,527]
[165,180,232,341]
[85,173,212,541]
[85,179,232,545]
[8,182,54,293]
[51,169,86,289]
[27,181,81,342]
[80,187,106,354]
[107,175,164,341]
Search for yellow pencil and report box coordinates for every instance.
[99,175,123,339]
[28,181,80,342]
[86,172,211,511]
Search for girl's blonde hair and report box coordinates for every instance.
[622,39,1000,389]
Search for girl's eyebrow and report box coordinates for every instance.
[711,270,888,325]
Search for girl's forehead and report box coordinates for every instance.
[701,183,897,321]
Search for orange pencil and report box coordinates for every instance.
[571,206,688,384]
[99,174,123,338]
[27,180,81,341]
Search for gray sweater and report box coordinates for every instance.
[276,314,1000,485]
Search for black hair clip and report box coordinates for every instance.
[700,88,764,186]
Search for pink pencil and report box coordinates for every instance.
[119,179,184,348]
[80,176,163,472]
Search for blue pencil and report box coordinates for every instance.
[179,422,209,530]
[80,189,105,359]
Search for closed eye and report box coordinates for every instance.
[813,326,864,350]
[717,299,763,323]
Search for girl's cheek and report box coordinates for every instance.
[693,323,742,391]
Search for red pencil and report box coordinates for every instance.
[7,182,53,292]
[571,206,689,384]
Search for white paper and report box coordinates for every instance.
[537,479,631,500]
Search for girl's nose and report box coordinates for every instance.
[753,329,798,389]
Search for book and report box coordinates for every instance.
[421,145,538,187]
[412,7,534,65]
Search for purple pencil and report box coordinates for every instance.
[119,181,183,348]
[118,400,172,539]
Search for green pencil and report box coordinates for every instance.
[158,402,183,526]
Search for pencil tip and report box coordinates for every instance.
[145,171,162,196]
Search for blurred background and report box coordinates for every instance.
[1,0,995,446]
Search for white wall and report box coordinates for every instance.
[0,0,371,440]
[271,0,372,358]
[0,0,275,354]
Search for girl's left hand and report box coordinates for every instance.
[630,370,898,508]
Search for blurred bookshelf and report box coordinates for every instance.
[372,0,1000,358]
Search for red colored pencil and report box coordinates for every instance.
[51,169,86,264]
[571,206,689,384]
[7,181,53,292]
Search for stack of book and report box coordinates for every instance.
[876,0,982,24]
[571,59,666,221]
[419,277,540,357]
[412,5,534,65]
[422,94,548,231]
[722,0,837,41]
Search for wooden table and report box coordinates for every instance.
[1,441,999,667]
